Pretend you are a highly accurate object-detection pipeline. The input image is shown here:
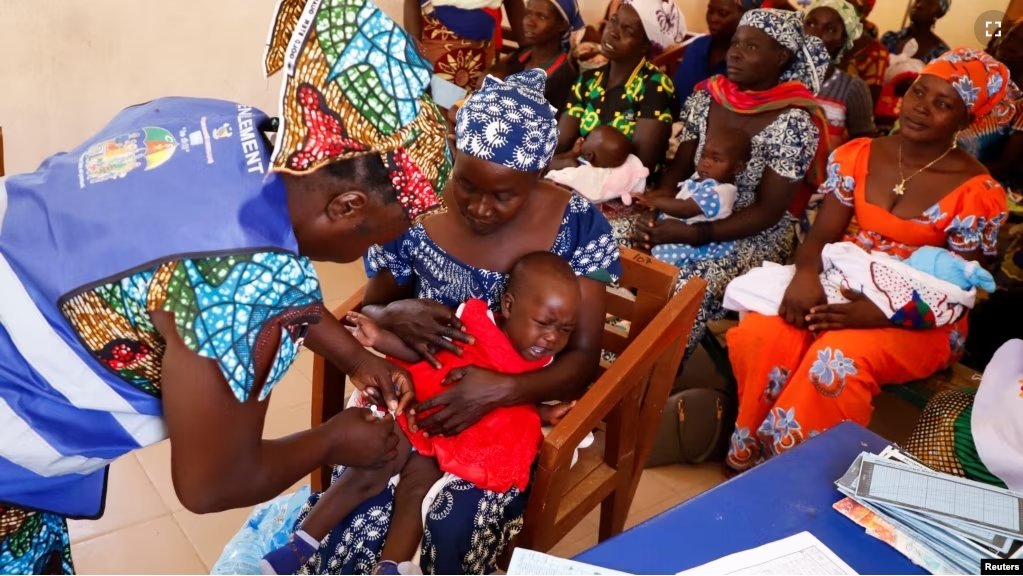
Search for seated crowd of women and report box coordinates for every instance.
[355,0,1023,572]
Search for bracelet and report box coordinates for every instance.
[694,222,714,246]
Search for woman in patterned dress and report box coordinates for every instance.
[725,48,1010,473]
[880,0,951,65]
[839,0,888,104]
[296,70,622,575]
[630,9,831,358]
[548,0,686,179]
[0,1,452,573]
[406,0,525,90]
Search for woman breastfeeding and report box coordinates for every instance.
[301,70,622,575]
[630,9,831,357]
[725,48,1010,473]
[548,0,686,178]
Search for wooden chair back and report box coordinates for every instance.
[308,249,706,560]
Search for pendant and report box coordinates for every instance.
[893,182,906,196]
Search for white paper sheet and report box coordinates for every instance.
[507,549,631,575]
[677,532,858,575]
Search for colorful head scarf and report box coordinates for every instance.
[454,69,559,172]
[736,0,765,9]
[263,0,451,224]
[921,47,1018,131]
[803,0,862,60]
[739,8,830,94]
[621,0,688,54]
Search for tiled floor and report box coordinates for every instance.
[67,261,921,574]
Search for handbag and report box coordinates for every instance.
[646,378,738,467]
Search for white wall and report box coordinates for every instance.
[0,0,1006,175]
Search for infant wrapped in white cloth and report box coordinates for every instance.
[723,242,995,327]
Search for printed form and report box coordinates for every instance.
[677,532,858,575]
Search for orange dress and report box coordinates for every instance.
[725,139,1008,472]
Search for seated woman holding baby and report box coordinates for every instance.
[548,0,685,180]
[292,70,622,576]
[626,8,832,358]
[724,48,1010,473]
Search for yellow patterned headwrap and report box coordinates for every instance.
[264,0,452,223]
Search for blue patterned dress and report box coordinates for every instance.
[607,90,819,357]
[296,193,621,575]
[0,253,322,575]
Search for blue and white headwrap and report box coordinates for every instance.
[550,0,586,52]
[739,8,830,94]
[455,69,559,172]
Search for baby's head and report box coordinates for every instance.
[579,126,631,169]
[695,131,751,184]
[501,252,581,361]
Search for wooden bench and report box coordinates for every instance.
[702,318,979,410]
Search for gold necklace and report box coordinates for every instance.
[894,142,955,196]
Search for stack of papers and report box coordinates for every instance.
[834,446,1023,574]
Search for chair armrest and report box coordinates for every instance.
[538,279,704,470]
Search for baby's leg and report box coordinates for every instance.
[260,421,411,575]
[378,454,444,565]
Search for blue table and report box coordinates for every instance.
[575,422,926,575]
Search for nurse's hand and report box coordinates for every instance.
[349,351,415,415]
[326,408,399,468]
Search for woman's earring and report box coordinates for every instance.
[952,130,961,149]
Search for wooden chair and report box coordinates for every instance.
[309,248,706,559]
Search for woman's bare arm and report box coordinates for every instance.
[156,311,335,514]
[793,192,854,274]
[631,119,671,175]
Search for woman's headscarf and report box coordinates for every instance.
[921,47,1018,133]
[263,0,451,223]
[620,0,688,54]
[454,69,560,172]
[736,0,765,9]
[550,0,586,52]
[739,8,830,93]
[803,0,863,61]
[937,0,951,17]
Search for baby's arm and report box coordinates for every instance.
[636,195,705,219]
[346,311,422,364]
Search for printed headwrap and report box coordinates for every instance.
[803,0,863,61]
[921,47,1019,133]
[454,69,559,172]
[550,0,586,51]
[621,0,688,54]
[736,0,765,9]
[263,0,452,224]
[739,8,830,94]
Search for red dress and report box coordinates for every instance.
[395,298,551,493]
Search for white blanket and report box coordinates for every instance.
[723,242,976,327]
[972,339,1023,493]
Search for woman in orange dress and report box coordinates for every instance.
[725,47,1011,472]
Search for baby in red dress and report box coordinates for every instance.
[262,252,581,575]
